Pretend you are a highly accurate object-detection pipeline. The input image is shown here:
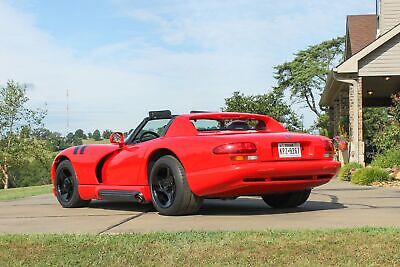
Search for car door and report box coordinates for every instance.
[101,118,172,186]
[101,142,148,186]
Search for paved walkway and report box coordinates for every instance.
[1,179,399,233]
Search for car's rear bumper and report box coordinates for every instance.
[187,160,341,197]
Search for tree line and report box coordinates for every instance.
[0,81,118,189]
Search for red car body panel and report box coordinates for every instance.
[51,112,340,203]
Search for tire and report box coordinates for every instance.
[55,160,90,208]
[262,189,311,209]
[149,155,202,215]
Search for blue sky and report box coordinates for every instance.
[0,0,375,134]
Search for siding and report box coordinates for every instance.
[380,0,400,34]
[359,33,400,76]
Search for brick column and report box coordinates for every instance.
[339,90,349,122]
[348,77,365,165]
[333,98,340,137]
[339,89,350,164]
[328,107,334,138]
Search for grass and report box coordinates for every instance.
[0,184,52,201]
[82,138,110,145]
[0,228,399,266]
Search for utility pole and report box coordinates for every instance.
[66,89,70,134]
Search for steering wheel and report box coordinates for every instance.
[138,131,160,142]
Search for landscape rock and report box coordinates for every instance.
[395,172,400,181]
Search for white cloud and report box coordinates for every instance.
[0,0,375,133]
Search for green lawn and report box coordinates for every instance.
[0,184,52,201]
[82,138,110,145]
[0,228,399,266]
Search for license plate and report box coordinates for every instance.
[278,143,301,158]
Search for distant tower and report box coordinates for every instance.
[66,89,70,133]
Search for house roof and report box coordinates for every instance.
[320,22,400,106]
[346,15,377,58]
[337,22,400,73]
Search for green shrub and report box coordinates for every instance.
[372,124,400,153]
[371,146,400,169]
[351,167,390,185]
[338,162,363,181]
[9,158,52,188]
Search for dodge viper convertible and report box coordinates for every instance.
[51,110,340,215]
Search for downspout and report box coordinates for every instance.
[332,71,360,163]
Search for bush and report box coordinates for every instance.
[9,158,52,188]
[371,146,400,169]
[372,124,400,153]
[351,167,390,185]
[338,162,363,181]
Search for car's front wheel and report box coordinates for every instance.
[149,155,202,215]
[261,189,311,208]
[55,160,90,208]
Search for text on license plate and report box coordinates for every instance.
[278,143,301,158]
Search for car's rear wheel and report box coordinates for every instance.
[55,160,90,208]
[261,189,311,208]
[149,155,202,216]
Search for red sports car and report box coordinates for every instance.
[51,110,340,215]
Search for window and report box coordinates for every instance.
[191,119,266,131]
[191,119,221,131]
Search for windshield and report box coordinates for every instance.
[191,119,266,131]
[132,118,172,143]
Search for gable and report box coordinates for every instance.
[359,32,400,76]
[380,0,400,34]
[337,23,400,74]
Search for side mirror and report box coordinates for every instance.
[110,132,125,148]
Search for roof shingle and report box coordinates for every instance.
[346,15,377,59]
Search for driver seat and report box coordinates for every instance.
[226,120,251,130]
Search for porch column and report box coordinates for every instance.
[348,77,365,165]
[333,98,340,137]
[328,107,334,137]
[339,90,350,164]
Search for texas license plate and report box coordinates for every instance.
[278,143,301,158]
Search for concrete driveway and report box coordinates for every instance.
[1,179,399,234]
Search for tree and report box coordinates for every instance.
[0,80,47,189]
[313,113,331,137]
[33,128,66,151]
[74,129,86,139]
[274,37,345,118]
[363,107,390,162]
[65,131,82,146]
[92,129,101,141]
[363,108,389,145]
[223,88,303,131]
[102,129,113,139]
[371,95,400,153]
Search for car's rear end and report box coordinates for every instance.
[176,113,340,198]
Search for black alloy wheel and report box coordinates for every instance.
[151,164,176,209]
[149,155,202,216]
[57,168,74,203]
[55,160,90,208]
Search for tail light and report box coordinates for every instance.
[323,139,334,158]
[213,142,257,154]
